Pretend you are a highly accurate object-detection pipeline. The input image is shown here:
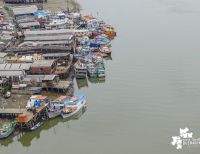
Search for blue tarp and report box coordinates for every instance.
[90,43,100,48]
[34,100,41,107]
[33,12,48,16]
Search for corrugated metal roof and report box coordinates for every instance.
[0,63,31,71]
[0,70,24,77]
[31,60,55,67]
[24,35,73,41]
[0,52,8,58]
[33,41,71,45]
[43,53,69,57]
[42,75,57,81]
[23,74,57,82]
[19,21,40,28]
[12,5,38,16]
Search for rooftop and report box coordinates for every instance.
[0,63,32,71]
[19,21,40,28]
[0,52,7,58]
[31,60,55,67]
[0,70,25,77]
[12,5,38,16]
[43,53,70,57]
[24,35,73,41]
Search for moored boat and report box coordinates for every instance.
[74,61,87,79]
[30,122,43,131]
[61,94,87,119]
[87,63,98,78]
[0,121,16,139]
[47,96,67,119]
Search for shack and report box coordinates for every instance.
[31,60,57,74]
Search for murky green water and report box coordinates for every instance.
[2,0,200,153]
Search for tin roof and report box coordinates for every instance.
[12,5,38,16]
[43,53,69,57]
[0,63,31,71]
[24,35,73,41]
[0,70,25,77]
[31,60,55,67]
[0,52,7,58]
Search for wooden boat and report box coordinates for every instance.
[30,122,43,131]
[47,96,67,119]
[61,94,87,119]
[87,63,98,78]
[96,63,105,78]
[0,122,16,139]
[74,61,87,79]
[94,52,108,57]
[100,46,112,55]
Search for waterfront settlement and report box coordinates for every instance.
[0,0,116,139]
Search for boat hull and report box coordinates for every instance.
[61,100,86,119]
[0,125,15,139]
[47,111,61,119]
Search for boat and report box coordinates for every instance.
[30,122,43,131]
[100,46,112,55]
[74,61,87,79]
[96,63,105,78]
[61,94,87,119]
[94,51,108,57]
[47,96,67,119]
[87,63,98,77]
[0,122,16,139]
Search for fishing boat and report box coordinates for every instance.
[61,94,87,119]
[47,96,67,119]
[0,122,16,139]
[30,122,43,131]
[100,46,112,55]
[96,63,105,78]
[74,61,87,79]
[87,63,98,77]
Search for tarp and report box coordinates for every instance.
[33,11,48,16]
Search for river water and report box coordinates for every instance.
[2,0,200,153]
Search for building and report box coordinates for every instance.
[21,74,59,87]
[23,29,74,46]
[0,52,8,64]
[31,60,57,74]
[0,63,31,82]
[4,0,47,4]
[11,5,38,16]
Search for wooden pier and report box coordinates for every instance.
[0,105,49,130]
[16,105,49,130]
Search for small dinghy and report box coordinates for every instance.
[30,122,43,131]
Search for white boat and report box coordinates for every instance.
[47,96,67,119]
[61,94,87,119]
[30,122,43,131]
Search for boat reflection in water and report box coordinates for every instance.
[75,78,89,89]
[0,106,87,147]
[88,77,105,84]
[104,55,112,61]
